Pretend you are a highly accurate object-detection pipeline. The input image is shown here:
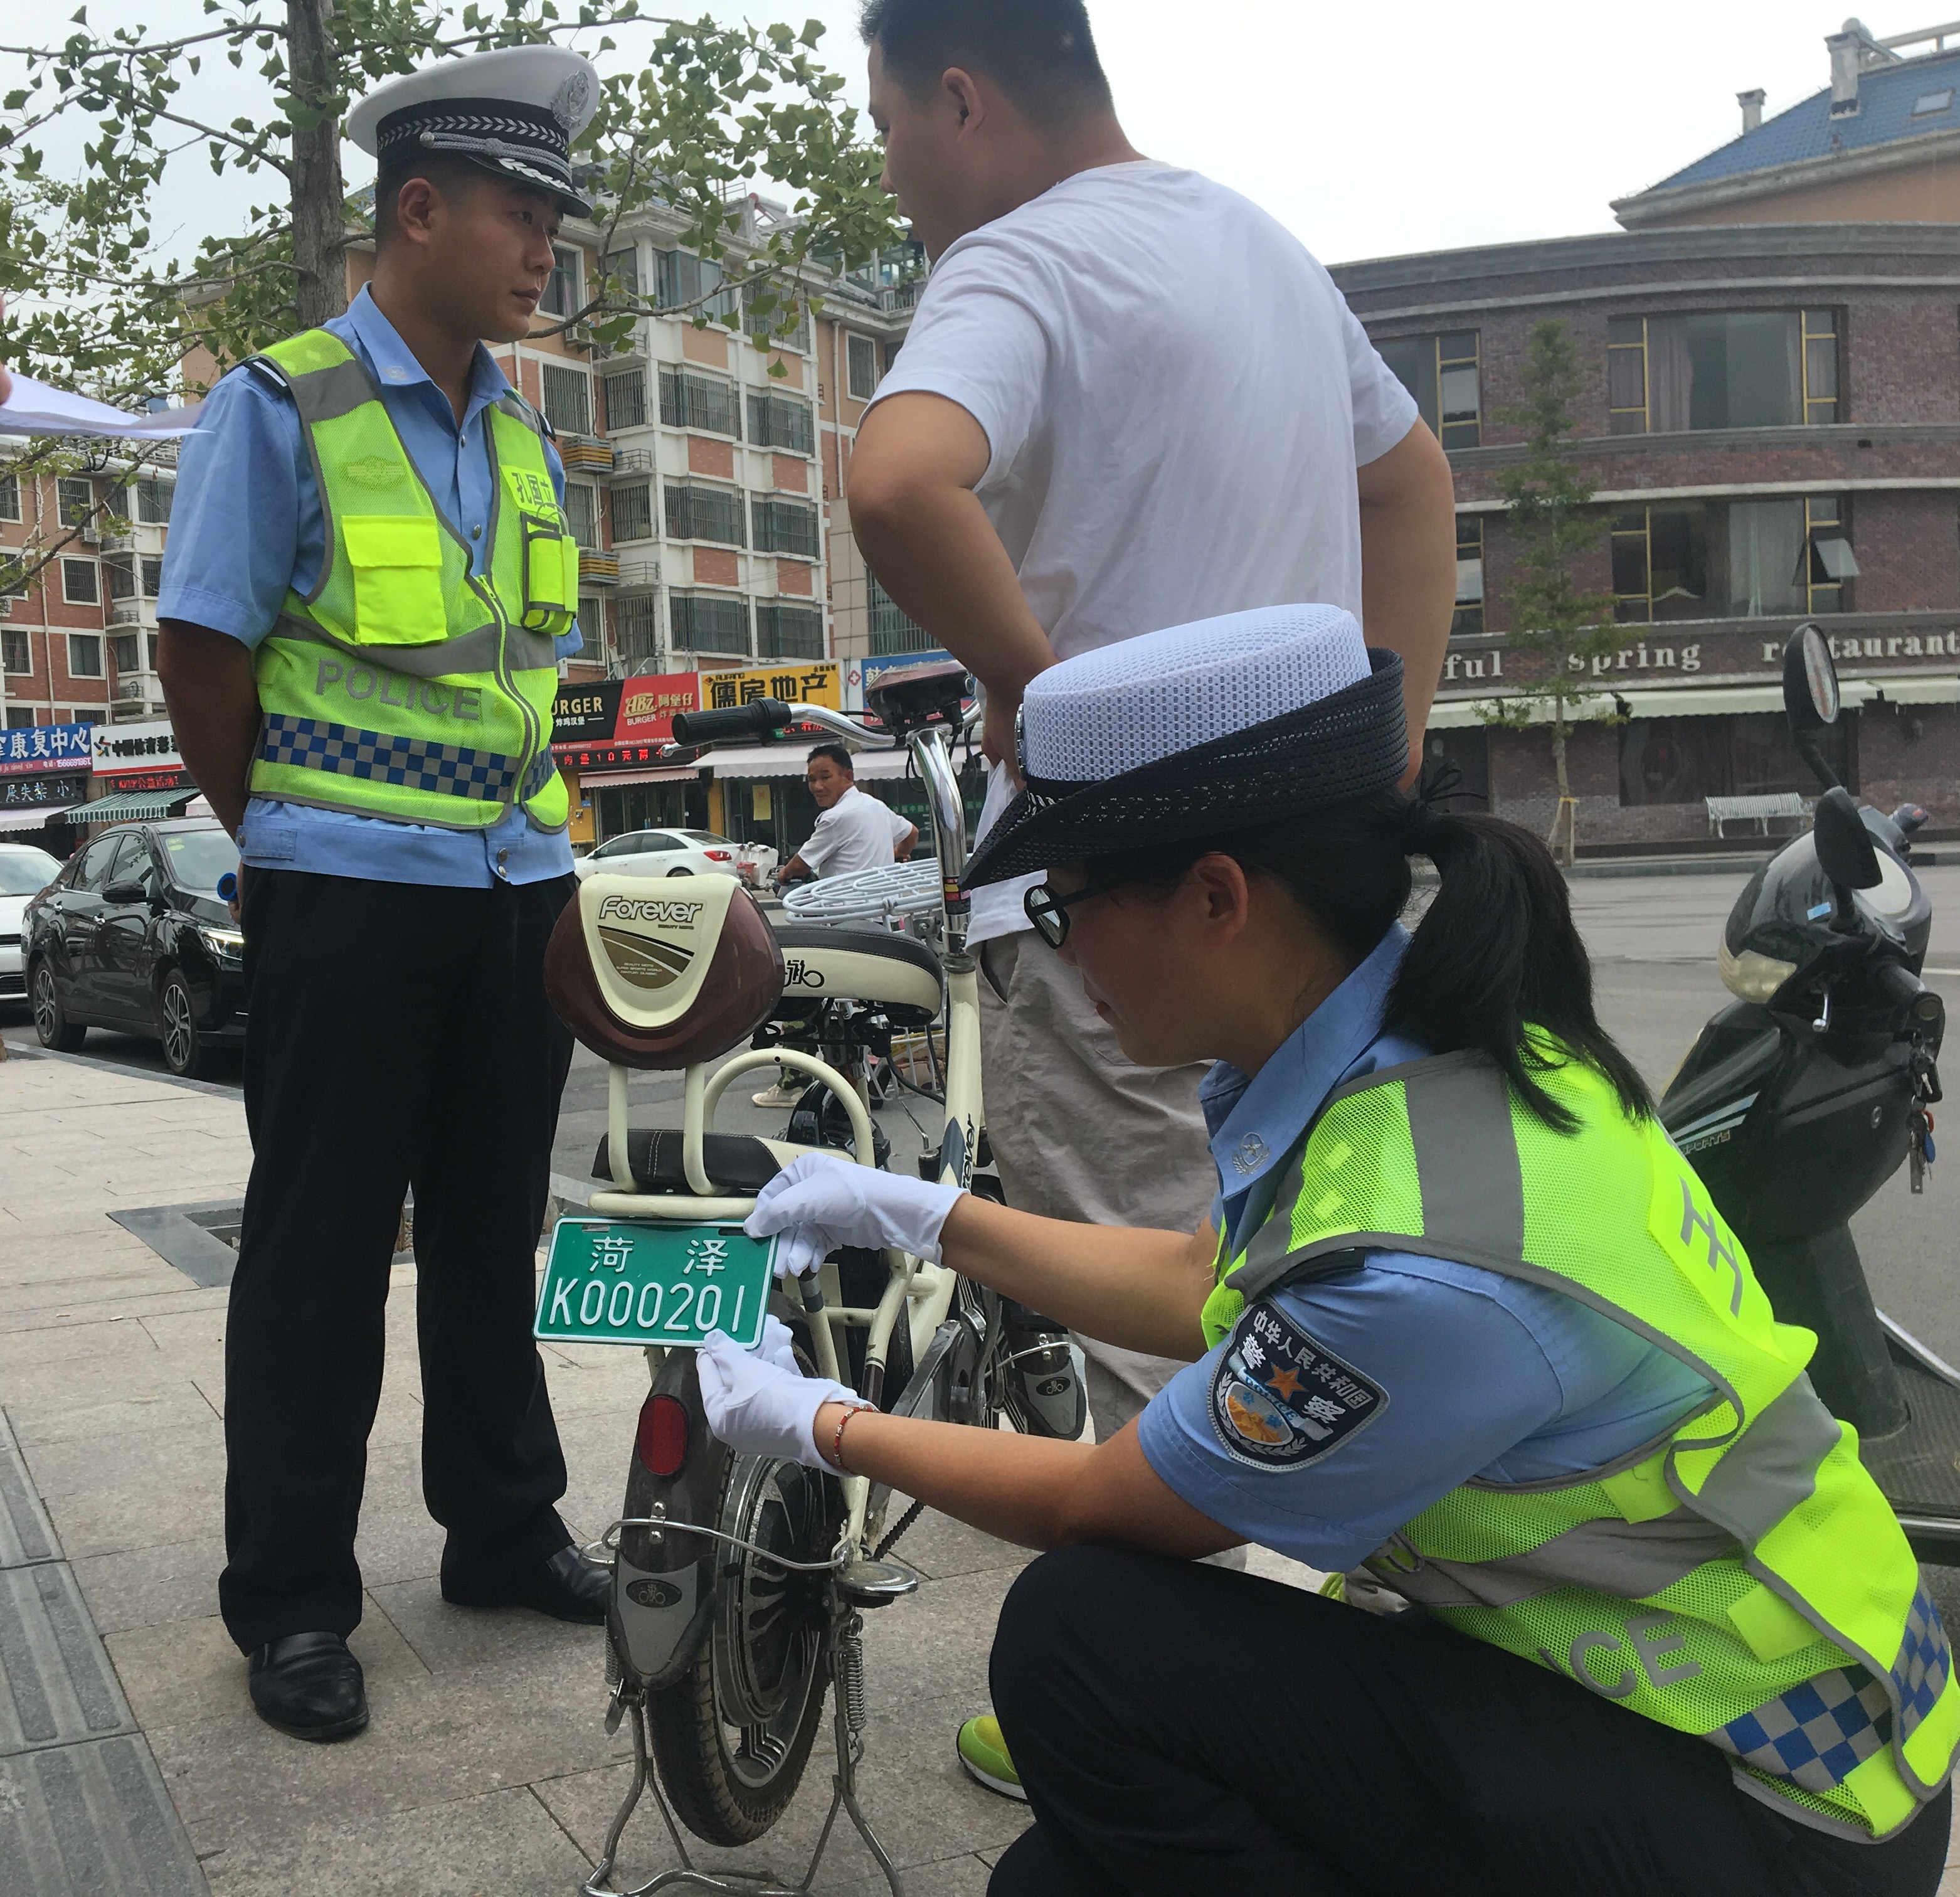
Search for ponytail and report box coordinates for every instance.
[1084,790,1651,1132]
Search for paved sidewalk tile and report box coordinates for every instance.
[0,1735,210,1897]
[0,1559,139,1754]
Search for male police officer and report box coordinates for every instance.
[157,46,607,1741]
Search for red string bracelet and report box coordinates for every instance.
[830,1402,872,1474]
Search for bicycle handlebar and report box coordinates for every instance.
[670,699,792,744]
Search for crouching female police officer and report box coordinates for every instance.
[696,604,1956,1896]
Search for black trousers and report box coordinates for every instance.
[988,1546,1951,1897]
[219,868,577,1650]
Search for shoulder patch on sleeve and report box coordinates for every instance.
[1208,1299,1387,1471]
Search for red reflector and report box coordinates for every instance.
[637,1393,688,1476]
[704,850,731,861]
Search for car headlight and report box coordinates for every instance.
[1718,937,1796,1004]
[196,925,245,960]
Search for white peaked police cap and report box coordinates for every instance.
[965,603,1406,889]
[1020,603,1370,782]
[346,46,600,216]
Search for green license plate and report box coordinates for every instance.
[535,1219,775,1350]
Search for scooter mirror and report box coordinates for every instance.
[1783,624,1841,731]
[1813,786,1883,893]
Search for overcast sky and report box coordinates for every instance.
[5,3,1902,271]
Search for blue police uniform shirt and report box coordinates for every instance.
[157,284,582,888]
[1136,924,1713,1575]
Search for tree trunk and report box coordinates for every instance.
[1550,698,1575,867]
[287,0,348,329]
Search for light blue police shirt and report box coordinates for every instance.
[157,284,582,888]
[1136,925,1713,1573]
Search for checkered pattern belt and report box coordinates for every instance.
[260,715,527,802]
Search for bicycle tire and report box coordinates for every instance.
[645,1451,836,1846]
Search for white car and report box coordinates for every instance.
[573,828,778,885]
[0,842,65,1007]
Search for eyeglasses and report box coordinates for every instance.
[1023,881,1111,949]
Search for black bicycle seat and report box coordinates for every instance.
[593,1128,785,1194]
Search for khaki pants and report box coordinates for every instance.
[977,932,1219,1435]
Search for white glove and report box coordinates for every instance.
[744,1151,963,1283]
[697,1326,860,1470]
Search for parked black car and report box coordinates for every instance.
[24,820,245,1078]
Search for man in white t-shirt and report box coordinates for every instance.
[842,0,1456,1801]
[756,744,919,1107]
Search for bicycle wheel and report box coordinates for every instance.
[646,1450,839,1846]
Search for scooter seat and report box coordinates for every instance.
[593,1128,797,1194]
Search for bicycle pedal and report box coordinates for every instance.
[837,1555,921,1606]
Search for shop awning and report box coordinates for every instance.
[62,789,198,822]
[707,743,914,780]
[1848,674,1960,706]
[573,765,702,787]
[0,805,67,831]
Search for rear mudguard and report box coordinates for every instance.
[612,1348,731,1692]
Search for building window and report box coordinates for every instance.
[756,601,824,659]
[563,483,598,549]
[1377,331,1480,449]
[655,249,739,324]
[617,592,660,669]
[868,575,932,656]
[751,496,817,559]
[610,482,655,544]
[68,633,102,678]
[846,334,879,401]
[105,554,137,601]
[540,245,581,319]
[670,590,750,656]
[61,558,98,605]
[665,482,745,546]
[57,477,93,527]
[1,628,28,673]
[603,369,647,432]
[658,367,738,436]
[0,474,18,522]
[1620,712,1851,806]
[1606,311,1838,434]
[1452,516,1484,637]
[142,555,164,597]
[1610,496,1852,623]
[600,247,640,299]
[746,391,814,454]
[578,592,603,644]
[111,631,144,674]
[134,477,172,524]
[1803,494,1857,613]
[539,363,591,438]
[746,291,813,354]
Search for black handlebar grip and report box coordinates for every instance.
[671,698,792,744]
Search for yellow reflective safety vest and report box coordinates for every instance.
[243,328,576,831]
[1200,1044,1957,1841]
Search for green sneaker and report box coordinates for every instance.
[955,1714,1027,1802]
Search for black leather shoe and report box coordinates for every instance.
[441,1544,610,1623]
[247,1632,369,1742]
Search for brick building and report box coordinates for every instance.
[1333,23,1960,851]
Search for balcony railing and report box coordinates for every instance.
[109,598,157,627]
[113,673,165,704]
[608,449,655,478]
[616,561,661,590]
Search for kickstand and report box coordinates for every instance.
[583,1608,904,1897]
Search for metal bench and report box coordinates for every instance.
[1705,792,1809,839]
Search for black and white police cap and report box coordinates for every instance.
[347,46,600,218]
[962,603,1410,889]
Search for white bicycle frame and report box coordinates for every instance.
[586,704,983,1558]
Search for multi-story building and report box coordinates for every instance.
[1333,19,1960,850]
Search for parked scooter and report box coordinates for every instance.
[1661,625,1956,1562]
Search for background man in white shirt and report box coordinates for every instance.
[778,743,918,883]
[845,1,1454,1494]
[756,744,919,1107]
